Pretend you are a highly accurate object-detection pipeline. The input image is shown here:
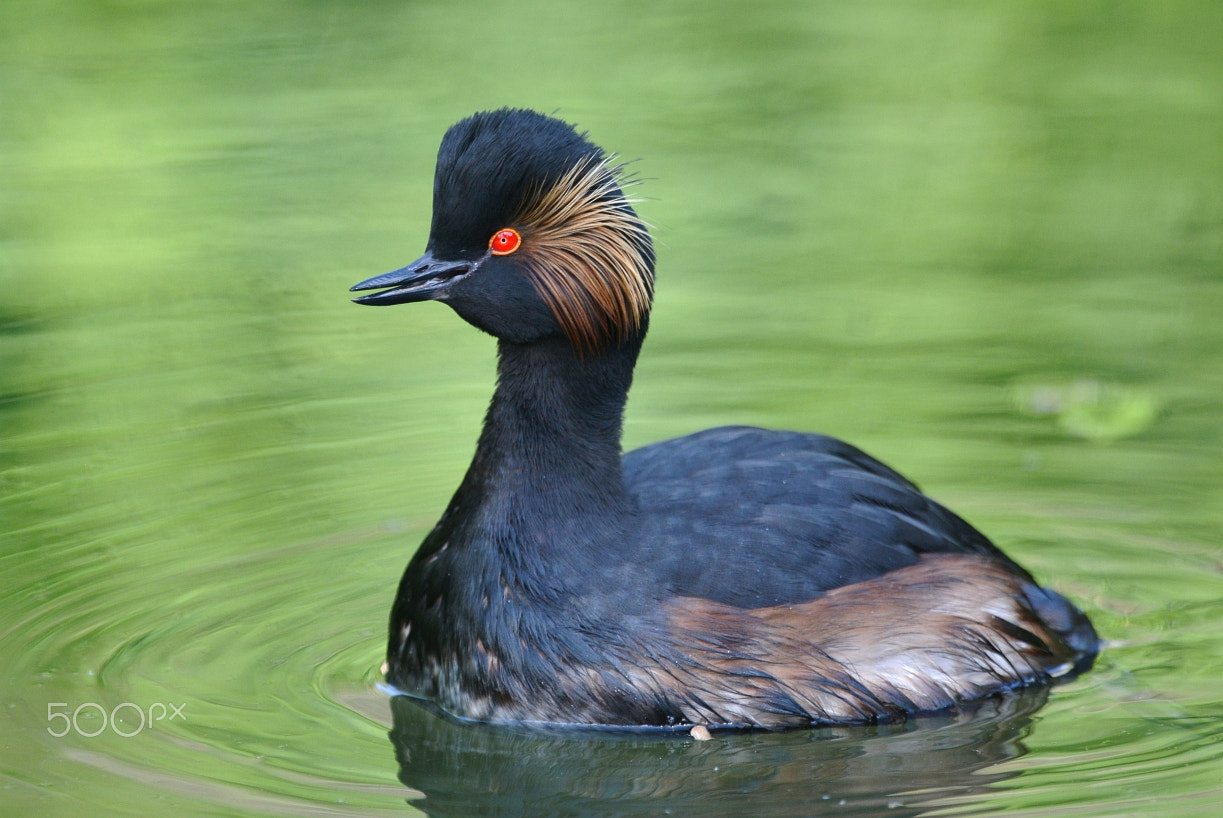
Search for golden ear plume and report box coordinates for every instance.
[514,156,653,355]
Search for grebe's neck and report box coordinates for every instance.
[461,331,645,535]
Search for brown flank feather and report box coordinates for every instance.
[638,553,1081,728]
[513,156,653,354]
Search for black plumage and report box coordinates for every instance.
[350,109,1097,729]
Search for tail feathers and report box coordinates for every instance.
[1022,583,1099,673]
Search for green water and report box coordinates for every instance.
[3,1,1222,815]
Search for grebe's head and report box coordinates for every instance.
[352,109,654,355]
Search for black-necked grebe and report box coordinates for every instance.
[351,108,1097,729]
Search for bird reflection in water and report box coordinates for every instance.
[388,687,1049,818]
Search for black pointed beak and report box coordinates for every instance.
[350,253,474,306]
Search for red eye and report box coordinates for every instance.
[489,228,522,256]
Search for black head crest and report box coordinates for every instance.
[430,109,655,353]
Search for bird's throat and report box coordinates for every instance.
[465,335,642,536]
